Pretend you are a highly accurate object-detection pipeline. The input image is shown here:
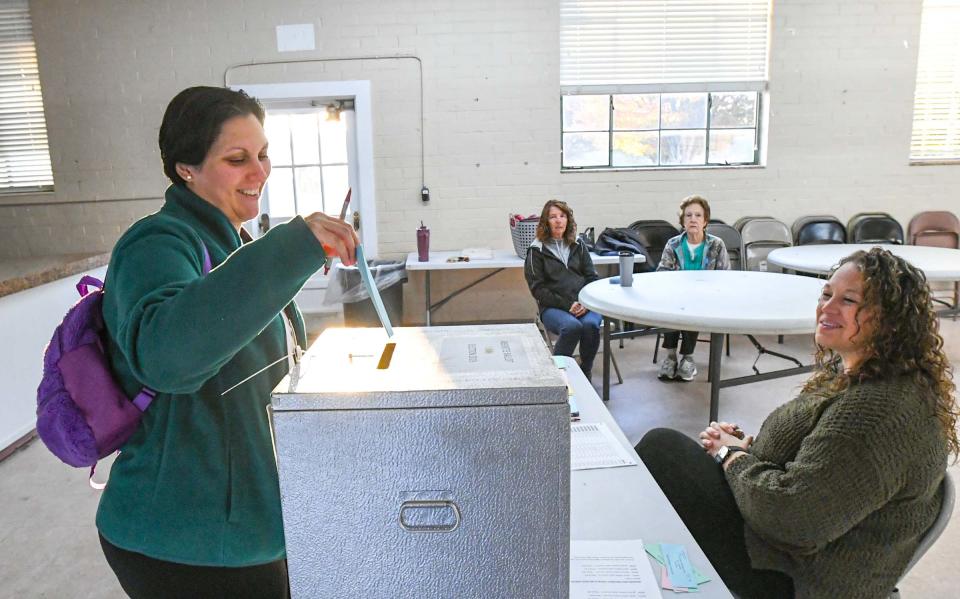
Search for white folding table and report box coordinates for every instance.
[405,250,631,325]
[564,354,734,598]
[579,271,823,421]
[767,244,960,280]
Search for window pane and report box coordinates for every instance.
[323,165,350,215]
[319,117,348,164]
[563,132,608,167]
[661,94,707,129]
[709,129,756,164]
[661,131,706,165]
[562,95,609,131]
[710,93,758,128]
[613,94,660,130]
[613,132,659,166]
[294,166,323,215]
[290,113,320,164]
[264,113,292,166]
[267,167,295,217]
[0,0,53,191]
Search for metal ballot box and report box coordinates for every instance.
[270,324,570,599]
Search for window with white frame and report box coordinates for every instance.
[261,104,353,224]
[0,0,53,191]
[234,80,377,254]
[910,0,960,164]
[560,0,771,170]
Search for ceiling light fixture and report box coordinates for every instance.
[326,101,342,122]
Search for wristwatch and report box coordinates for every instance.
[714,445,746,465]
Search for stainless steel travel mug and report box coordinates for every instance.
[618,251,634,287]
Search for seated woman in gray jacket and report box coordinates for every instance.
[524,200,600,381]
[637,248,957,599]
[656,195,730,381]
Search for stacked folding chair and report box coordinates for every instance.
[847,212,904,244]
[909,210,960,312]
[792,215,846,246]
[734,216,794,351]
[627,220,680,269]
[705,222,743,270]
[735,216,792,273]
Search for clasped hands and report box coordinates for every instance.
[569,301,587,317]
[700,421,753,468]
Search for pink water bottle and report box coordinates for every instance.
[417,221,430,262]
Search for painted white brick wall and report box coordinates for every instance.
[0,0,956,321]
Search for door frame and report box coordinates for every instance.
[231,80,378,255]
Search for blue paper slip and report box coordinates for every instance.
[568,394,579,418]
[662,543,698,590]
[645,544,710,585]
[609,276,621,284]
[355,245,394,338]
[552,356,568,369]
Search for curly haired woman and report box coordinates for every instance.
[636,247,958,599]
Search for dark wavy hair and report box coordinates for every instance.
[801,247,959,456]
[159,86,265,187]
[535,199,577,245]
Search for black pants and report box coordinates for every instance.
[634,429,794,599]
[100,534,289,599]
[662,330,699,355]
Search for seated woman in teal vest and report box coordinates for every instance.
[656,195,730,381]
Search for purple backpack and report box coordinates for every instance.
[36,245,211,483]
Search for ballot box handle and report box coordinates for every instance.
[398,499,461,533]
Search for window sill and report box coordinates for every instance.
[909,160,960,166]
[561,164,765,174]
[0,187,54,200]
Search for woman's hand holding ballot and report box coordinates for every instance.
[305,211,360,266]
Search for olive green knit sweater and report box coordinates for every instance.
[725,377,948,599]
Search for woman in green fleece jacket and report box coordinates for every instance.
[636,247,958,599]
[95,87,357,598]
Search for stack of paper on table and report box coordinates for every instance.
[570,422,638,470]
[570,539,660,598]
[460,247,494,260]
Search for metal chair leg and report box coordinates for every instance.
[610,349,623,385]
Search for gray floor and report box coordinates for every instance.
[2,317,959,598]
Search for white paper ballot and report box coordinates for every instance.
[570,539,660,598]
[570,422,639,470]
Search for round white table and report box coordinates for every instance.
[767,244,960,281]
[579,271,824,421]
